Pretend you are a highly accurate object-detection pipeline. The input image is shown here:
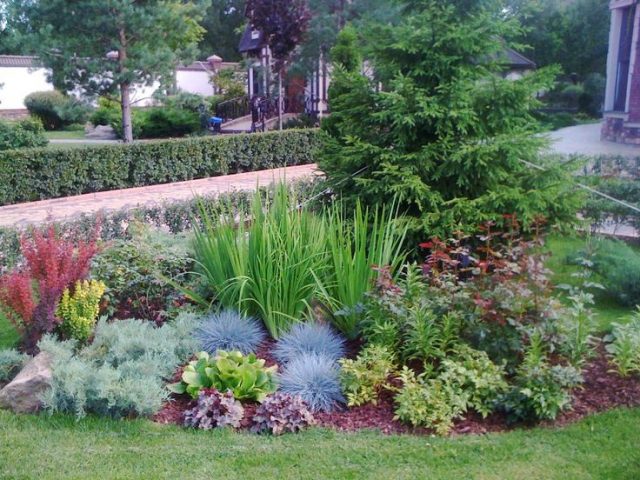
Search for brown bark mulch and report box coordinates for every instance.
[153,344,640,435]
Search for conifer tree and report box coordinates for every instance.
[12,0,206,143]
[320,0,581,239]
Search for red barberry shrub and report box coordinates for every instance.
[0,226,100,352]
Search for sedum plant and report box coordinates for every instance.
[339,344,395,407]
[57,280,106,342]
[274,322,345,365]
[251,393,315,435]
[605,315,640,377]
[183,388,244,430]
[195,310,265,355]
[170,350,277,402]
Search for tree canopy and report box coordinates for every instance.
[198,0,246,61]
[9,0,206,142]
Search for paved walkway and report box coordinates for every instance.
[548,122,640,157]
[0,164,319,228]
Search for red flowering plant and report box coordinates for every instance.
[0,226,100,352]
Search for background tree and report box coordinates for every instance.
[295,0,400,76]
[11,0,206,143]
[320,0,581,239]
[198,0,246,61]
[247,0,311,129]
[507,0,609,77]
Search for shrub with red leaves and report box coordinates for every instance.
[0,226,100,352]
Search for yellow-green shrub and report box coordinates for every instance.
[57,280,106,341]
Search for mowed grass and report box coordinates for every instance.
[545,234,636,331]
[0,311,18,350]
[1,408,639,480]
[43,130,86,140]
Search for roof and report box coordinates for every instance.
[239,25,265,53]
[0,55,41,68]
[503,48,536,70]
[177,61,240,72]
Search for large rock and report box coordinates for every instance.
[0,352,52,413]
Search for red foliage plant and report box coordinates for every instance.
[0,226,100,352]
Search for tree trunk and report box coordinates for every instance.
[278,70,283,131]
[118,26,133,143]
[120,82,133,143]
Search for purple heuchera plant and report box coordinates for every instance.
[184,388,244,430]
[251,393,315,435]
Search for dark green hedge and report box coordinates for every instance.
[0,129,320,205]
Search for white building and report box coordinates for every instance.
[0,54,240,118]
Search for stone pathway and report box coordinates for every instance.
[0,164,319,228]
[548,122,640,157]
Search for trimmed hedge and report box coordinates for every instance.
[0,129,320,205]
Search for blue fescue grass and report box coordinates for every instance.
[274,322,346,365]
[194,310,265,355]
[278,353,345,413]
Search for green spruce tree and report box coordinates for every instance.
[320,0,581,239]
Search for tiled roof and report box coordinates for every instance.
[0,55,40,68]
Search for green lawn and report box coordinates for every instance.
[43,130,86,140]
[545,235,636,331]
[0,311,18,350]
[0,408,639,479]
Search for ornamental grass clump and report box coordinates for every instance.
[195,310,265,355]
[319,202,407,339]
[251,393,315,435]
[184,388,244,430]
[192,185,327,338]
[279,353,344,413]
[274,322,345,365]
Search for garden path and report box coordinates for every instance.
[0,163,319,228]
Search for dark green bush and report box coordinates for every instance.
[23,90,88,130]
[0,118,48,151]
[591,238,640,307]
[0,129,320,205]
[136,107,201,139]
[90,97,120,127]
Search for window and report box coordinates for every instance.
[614,4,637,111]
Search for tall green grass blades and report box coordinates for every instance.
[192,197,249,310]
[245,186,327,338]
[192,185,327,338]
[320,202,407,339]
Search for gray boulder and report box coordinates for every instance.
[0,352,52,413]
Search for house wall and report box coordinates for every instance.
[0,66,53,110]
[602,0,640,144]
[176,70,215,97]
[0,61,228,113]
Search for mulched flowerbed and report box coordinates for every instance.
[153,343,640,435]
